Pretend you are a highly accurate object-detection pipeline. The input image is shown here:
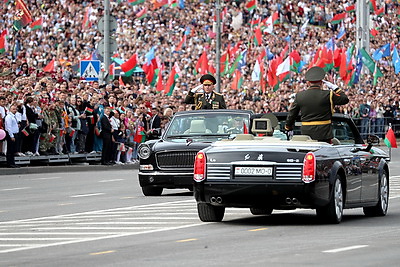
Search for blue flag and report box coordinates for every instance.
[325,37,335,51]
[237,50,247,71]
[336,26,346,40]
[393,47,400,74]
[372,43,390,61]
[145,46,156,64]
[266,47,274,60]
[179,0,185,9]
[353,51,363,84]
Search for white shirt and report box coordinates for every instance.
[5,113,19,138]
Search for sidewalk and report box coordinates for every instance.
[0,162,138,176]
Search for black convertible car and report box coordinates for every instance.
[138,109,253,196]
[194,113,390,224]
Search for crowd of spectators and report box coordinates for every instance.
[0,0,400,163]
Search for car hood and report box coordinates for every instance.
[152,139,213,152]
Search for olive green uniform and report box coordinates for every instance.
[286,84,349,141]
[185,91,226,110]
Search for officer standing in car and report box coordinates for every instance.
[285,66,349,142]
[185,74,226,110]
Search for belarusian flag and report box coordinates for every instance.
[156,64,164,91]
[0,33,6,54]
[175,34,186,51]
[370,28,379,38]
[30,17,43,30]
[169,0,178,8]
[133,125,147,143]
[345,5,355,13]
[245,0,256,11]
[153,0,168,9]
[82,7,92,29]
[195,51,208,75]
[121,54,138,76]
[254,27,262,46]
[384,127,397,148]
[136,8,147,20]
[109,63,115,80]
[228,52,243,75]
[231,69,243,90]
[13,0,32,31]
[331,13,346,24]
[128,0,145,6]
[164,63,180,96]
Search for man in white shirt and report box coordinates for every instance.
[4,104,20,168]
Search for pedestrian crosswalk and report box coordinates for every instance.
[1,178,400,254]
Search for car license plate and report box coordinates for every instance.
[234,167,273,176]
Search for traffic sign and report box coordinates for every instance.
[80,60,100,81]
[97,37,118,59]
[97,15,117,35]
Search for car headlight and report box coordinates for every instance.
[138,144,151,159]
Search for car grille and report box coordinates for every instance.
[156,151,198,169]
[207,163,303,180]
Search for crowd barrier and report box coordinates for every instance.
[352,117,400,138]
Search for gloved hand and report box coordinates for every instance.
[323,80,339,91]
[190,84,203,93]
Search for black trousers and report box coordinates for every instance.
[6,132,18,166]
[101,133,113,164]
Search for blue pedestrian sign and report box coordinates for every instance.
[80,60,100,81]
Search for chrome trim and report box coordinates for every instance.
[138,171,193,176]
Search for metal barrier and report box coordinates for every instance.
[351,117,400,138]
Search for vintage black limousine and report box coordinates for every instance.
[138,110,253,196]
[194,113,390,224]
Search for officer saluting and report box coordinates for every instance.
[285,66,349,142]
[185,74,226,110]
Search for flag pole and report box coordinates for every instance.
[215,0,221,93]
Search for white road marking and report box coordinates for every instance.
[29,177,61,181]
[98,179,124,183]
[70,193,105,198]
[322,245,369,253]
[0,187,30,191]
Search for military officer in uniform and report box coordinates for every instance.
[285,66,349,142]
[185,74,226,110]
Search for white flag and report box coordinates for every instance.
[300,19,309,34]
[251,60,261,81]
[276,56,291,76]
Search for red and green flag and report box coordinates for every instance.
[384,127,397,148]
[345,5,355,13]
[195,51,208,75]
[128,0,145,6]
[164,63,180,96]
[121,54,138,76]
[0,33,6,54]
[109,63,115,80]
[245,0,257,11]
[136,8,147,20]
[30,17,43,30]
[254,27,262,46]
[133,125,147,143]
[82,7,92,29]
[231,69,243,90]
[169,0,178,8]
[13,0,32,31]
[331,13,346,24]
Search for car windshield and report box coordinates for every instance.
[164,113,250,140]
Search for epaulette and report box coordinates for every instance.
[213,91,222,96]
[195,92,204,96]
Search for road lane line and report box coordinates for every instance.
[1,187,30,191]
[90,250,115,255]
[0,238,77,241]
[176,238,197,243]
[322,245,368,253]
[58,203,75,206]
[249,228,268,232]
[98,179,124,183]
[70,193,105,198]
[120,197,137,199]
[0,223,208,254]
[29,177,61,181]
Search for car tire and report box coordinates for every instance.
[250,207,273,215]
[316,176,344,224]
[197,203,225,222]
[363,170,389,217]
[142,186,163,196]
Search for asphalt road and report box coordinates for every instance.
[0,148,399,266]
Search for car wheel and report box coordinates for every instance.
[142,186,163,196]
[197,203,225,222]
[363,170,389,217]
[250,207,273,215]
[316,176,344,224]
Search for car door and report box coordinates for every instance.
[336,145,362,204]
[359,150,379,202]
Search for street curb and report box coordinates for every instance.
[0,163,139,176]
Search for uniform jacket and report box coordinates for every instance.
[185,91,226,110]
[286,85,349,141]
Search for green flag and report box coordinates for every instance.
[359,48,383,79]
